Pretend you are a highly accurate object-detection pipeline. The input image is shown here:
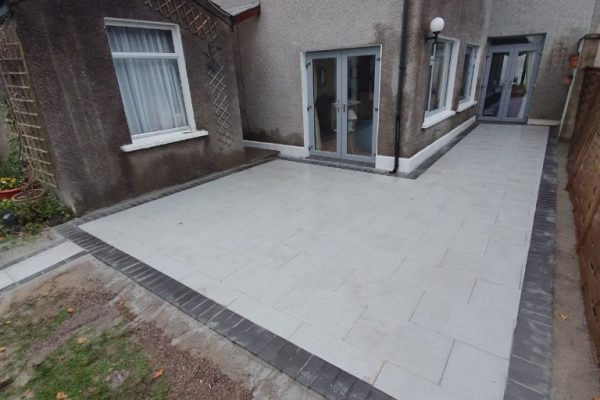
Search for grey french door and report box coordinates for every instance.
[478,43,542,123]
[307,47,380,162]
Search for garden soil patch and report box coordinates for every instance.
[0,263,253,400]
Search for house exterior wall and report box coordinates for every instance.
[229,0,404,151]
[488,0,598,121]
[592,0,600,31]
[399,0,492,158]
[12,0,245,213]
[227,0,492,162]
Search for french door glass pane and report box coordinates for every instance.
[346,55,375,157]
[482,52,510,117]
[312,58,338,153]
[506,51,534,119]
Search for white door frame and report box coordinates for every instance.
[304,46,381,163]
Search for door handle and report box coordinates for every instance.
[343,103,347,112]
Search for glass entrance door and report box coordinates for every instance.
[478,43,541,123]
[307,47,380,162]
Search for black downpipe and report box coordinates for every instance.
[391,0,410,174]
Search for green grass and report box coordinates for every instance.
[0,297,169,400]
[25,326,168,400]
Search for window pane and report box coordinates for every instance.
[113,58,187,136]
[506,51,534,118]
[106,26,175,53]
[427,41,451,112]
[460,46,477,101]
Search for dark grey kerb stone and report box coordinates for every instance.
[282,347,313,378]
[296,356,327,388]
[310,363,342,396]
[508,355,551,396]
[270,341,302,371]
[503,127,557,400]
[258,336,288,365]
[504,379,545,400]
[324,370,357,400]
[239,325,277,356]
[180,294,208,314]
[346,380,373,400]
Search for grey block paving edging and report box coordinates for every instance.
[53,222,396,400]
[503,128,558,400]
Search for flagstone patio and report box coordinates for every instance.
[73,124,549,400]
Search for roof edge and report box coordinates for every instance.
[190,0,260,29]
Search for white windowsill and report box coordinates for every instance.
[457,100,477,112]
[422,110,456,129]
[121,130,208,152]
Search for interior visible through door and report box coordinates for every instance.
[479,35,544,123]
[308,47,380,163]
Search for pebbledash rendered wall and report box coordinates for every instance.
[488,0,598,121]
[399,0,492,158]
[13,0,245,214]
[225,0,492,162]
[228,0,404,154]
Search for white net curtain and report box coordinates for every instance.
[106,25,188,137]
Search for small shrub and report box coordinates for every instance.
[0,136,24,181]
[0,191,72,246]
[14,192,72,225]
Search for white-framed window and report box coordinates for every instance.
[423,38,458,128]
[105,18,196,139]
[458,44,480,108]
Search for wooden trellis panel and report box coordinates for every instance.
[0,19,55,186]
[144,0,234,151]
[145,0,218,42]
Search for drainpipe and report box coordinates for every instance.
[391,0,410,174]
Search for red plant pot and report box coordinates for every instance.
[0,186,23,200]
[569,55,579,69]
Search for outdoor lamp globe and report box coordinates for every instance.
[430,17,445,34]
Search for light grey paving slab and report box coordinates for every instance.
[441,342,509,400]
[442,248,524,289]
[345,308,454,383]
[0,270,14,290]
[375,362,459,400]
[78,124,549,400]
[411,293,516,359]
[469,279,521,320]
[277,283,367,338]
[180,270,242,306]
[391,258,476,304]
[290,323,384,384]
[228,294,304,339]
[4,241,83,282]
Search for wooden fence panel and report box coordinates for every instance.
[568,67,600,356]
